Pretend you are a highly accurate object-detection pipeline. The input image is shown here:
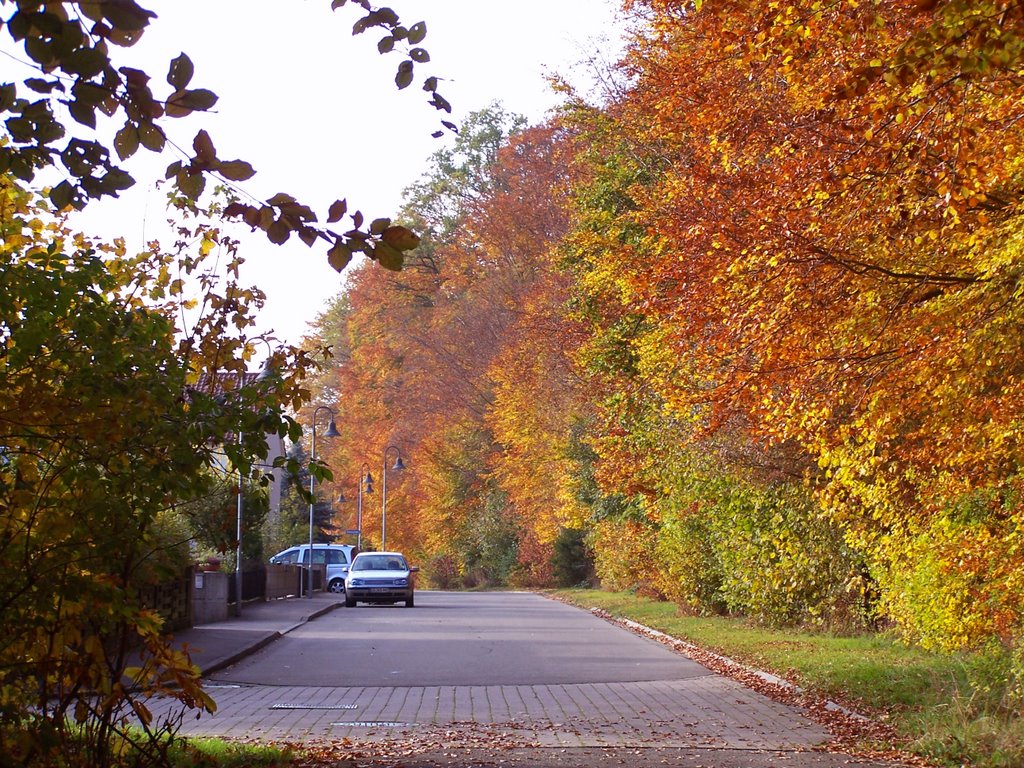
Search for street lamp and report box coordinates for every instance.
[308,405,340,597]
[357,462,372,551]
[381,445,405,550]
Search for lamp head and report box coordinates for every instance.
[324,417,341,438]
[255,355,279,383]
[392,455,406,471]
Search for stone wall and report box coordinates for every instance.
[192,570,229,625]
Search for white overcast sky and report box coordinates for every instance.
[46,0,628,347]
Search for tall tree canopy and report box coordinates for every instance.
[306,1,1024,662]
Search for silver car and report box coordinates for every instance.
[269,543,353,594]
[344,551,417,608]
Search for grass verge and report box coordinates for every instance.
[553,588,1024,768]
[167,736,294,767]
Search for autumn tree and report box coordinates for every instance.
[564,0,1024,645]
[0,178,321,765]
[309,107,587,583]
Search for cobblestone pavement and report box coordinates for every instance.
[153,675,829,749]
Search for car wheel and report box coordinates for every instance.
[405,593,414,608]
[328,579,345,594]
[345,594,357,608]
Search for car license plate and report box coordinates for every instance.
[370,587,390,593]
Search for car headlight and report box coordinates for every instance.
[350,578,364,587]
[395,578,408,586]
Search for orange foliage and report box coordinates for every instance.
[566,0,1024,646]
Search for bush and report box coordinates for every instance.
[876,487,1024,654]
[589,516,663,596]
[551,527,596,587]
[425,554,460,590]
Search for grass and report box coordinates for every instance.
[554,588,1024,768]
[166,737,295,767]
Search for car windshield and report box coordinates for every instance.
[353,555,407,571]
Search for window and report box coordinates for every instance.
[275,548,299,564]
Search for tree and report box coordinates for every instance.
[564,0,1024,647]
[269,441,336,553]
[313,105,535,568]
[0,0,445,270]
[0,178,316,765]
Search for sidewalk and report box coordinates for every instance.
[171,591,343,676]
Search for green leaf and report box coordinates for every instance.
[192,129,217,164]
[138,121,165,151]
[267,220,291,244]
[177,168,205,199]
[0,84,17,111]
[370,217,390,235]
[327,241,353,272]
[327,199,348,223]
[166,88,218,118]
[63,47,107,78]
[102,0,156,31]
[429,92,451,113]
[25,78,60,94]
[382,225,420,251]
[167,53,194,89]
[69,100,97,128]
[373,241,404,271]
[378,36,395,54]
[223,201,247,219]
[243,206,262,228]
[100,167,135,194]
[25,37,56,66]
[114,123,140,160]
[267,192,297,207]
[395,60,414,89]
[49,180,78,210]
[409,47,430,63]
[408,21,427,45]
[423,75,438,92]
[215,160,256,181]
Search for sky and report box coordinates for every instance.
[54,0,628,348]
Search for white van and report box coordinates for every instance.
[269,543,354,593]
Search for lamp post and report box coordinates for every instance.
[357,462,372,551]
[234,430,244,617]
[308,405,340,597]
[381,445,405,550]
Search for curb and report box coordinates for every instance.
[200,600,342,677]
[201,631,282,677]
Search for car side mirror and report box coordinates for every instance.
[409,566,420,573]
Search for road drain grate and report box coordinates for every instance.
[333,721,414,727]
[270,704,358,710]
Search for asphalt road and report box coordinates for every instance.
[161,591,899,767]
[211,590,711,687]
